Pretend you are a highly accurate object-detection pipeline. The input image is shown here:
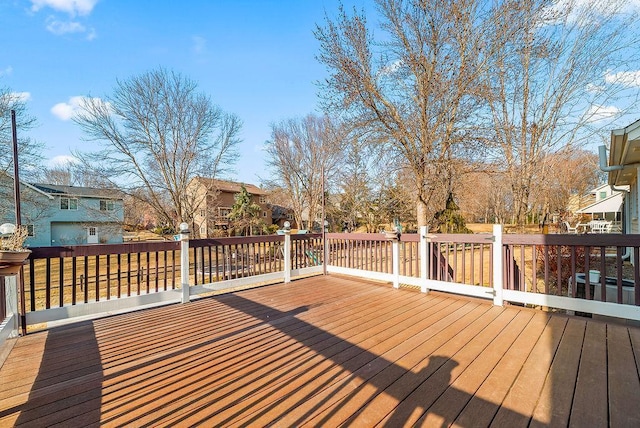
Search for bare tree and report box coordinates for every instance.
[335,135,373,231]
[40,165,73,186]
[0,86,41,177]
[485,0,640,226]
[530,149,602,218]
[265,114,344,230]
[316,0,506,226]
[73,68,241,229]
[0,86,46,225]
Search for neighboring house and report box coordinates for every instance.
[574,184,626,225]
[269,204,296,229]
[188,178,272,237]
[604,118,640,234]
[0,175,124,246]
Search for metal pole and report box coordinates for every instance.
[11,110,21,226]
[11,110,26,336]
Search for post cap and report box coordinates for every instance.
[0,223,16,235]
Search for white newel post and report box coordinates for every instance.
[492,224,504,306]
[420,226,429,293]
[180,222,190,304]
[6,276,19,336]
[392,239,400,289]
[284,229,291,283]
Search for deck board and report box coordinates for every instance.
[570,321,608,427]
[1,274,640,427]
[608,324,640,427]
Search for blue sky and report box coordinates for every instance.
[0,0,372,184]
[4,0,640,187]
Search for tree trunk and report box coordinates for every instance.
[416,199,429,227]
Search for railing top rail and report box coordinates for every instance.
[326,232,491,244]
[291,233,322,241]
[427,233,494,244]
[190,235,284,247]
[29,241,180,259]
[326,232,401,242]
[503,233,640,246]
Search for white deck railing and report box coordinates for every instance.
[2,225,639,344]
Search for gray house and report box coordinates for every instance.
[0,176,124,247]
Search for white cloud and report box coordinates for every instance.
[45,17,86,35]
[30,0,98,17]
[586,104,621,122]
[51,95,91,120]
[192,36,207,55]
[586,83,605,94]
[540,0,640,27]
[86,27,97,41]
[0,92,32,104]
[605,70,640,88]
[12,92,32,102]
[377,59,403,79]
[47,155,77,167]
[0,66,13,77]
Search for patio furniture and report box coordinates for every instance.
[563,221,578,233]
[588,220,612,233]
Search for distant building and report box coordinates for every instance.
[269,204,295,229]
[0,175,124,246]
[188,178,272,237]
[575,183,626,223]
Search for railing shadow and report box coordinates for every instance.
[162,291,537,426]
[3,279,565,426]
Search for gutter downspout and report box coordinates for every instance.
[598,145,624,172]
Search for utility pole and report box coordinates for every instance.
[11,110,21,227]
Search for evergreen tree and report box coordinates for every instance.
[432,193,472,234]
[228,185,261,236]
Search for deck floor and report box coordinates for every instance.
[1,275,640,427]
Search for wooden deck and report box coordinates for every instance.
[1,275,640,427]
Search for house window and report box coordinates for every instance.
[100,200,115,211]
[60,197,78,210]
[287,213,293,220]
[599,191,607,200]
[26,224,35,237]
[263,211,267,217]
[200,210,205,217]
[259,197,266,204]
[88,227,97,236]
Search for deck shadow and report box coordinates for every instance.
[169,289,538,426]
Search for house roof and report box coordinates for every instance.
[576,191,624,214]
[608,118,640,186]
[269,204,292,219]
[589,183,611,194]
[193,177,268,196]
[29,183,123,200]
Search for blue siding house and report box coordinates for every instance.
[0,177,124,247]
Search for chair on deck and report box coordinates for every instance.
[563,221,578,234]
[589,221,612,233]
